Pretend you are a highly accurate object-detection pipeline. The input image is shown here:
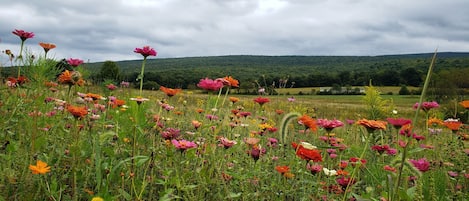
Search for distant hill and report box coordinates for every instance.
[84,52,469,88]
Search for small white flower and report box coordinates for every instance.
[392,109,398,115]
[299,142,317,150]
[323,168,337,176]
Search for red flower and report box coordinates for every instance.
[12,29,34,41]
[275,166,290,174]
[386,118,412,129]
[67,58,84,67]
[291,142,322,162]
[253,97,270,106]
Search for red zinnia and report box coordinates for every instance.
[134,46,157,58]
[12,29,34,41]
[253,97,270,106]
[291,142,322,162]
[275,166,290,174]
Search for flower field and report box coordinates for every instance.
[1,29,469,201]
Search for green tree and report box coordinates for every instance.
[98,60,121,82]
[398,85,410,95]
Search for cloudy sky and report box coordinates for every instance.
[1,0,469,63]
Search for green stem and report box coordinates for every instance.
[393,49,437,201]
[139,57,147,97]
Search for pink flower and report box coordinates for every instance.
[317,119,344,132]
[12,29,35,41]
[387,118,412,129]
[448,171,458,177]
[134,46,157,58]
[413,101,439,111]
[219,137,237,149]
[171,139,197,151]
[253,97,270,106]
[306,163,323,175]
[120,81,130,88]
[197,78,224,91]
[267,138,278,147]
[161,127,180,140]
[106,83,117,90]
[409,158,430,172]
[67,58,84,67]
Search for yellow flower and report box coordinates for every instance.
[91,197,104,201]
[29,160,51,175]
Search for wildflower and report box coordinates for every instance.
[307,163,323,175]
[160,86,182,97]
[409,158,430,172]
[219,137,237,149]
[253,96,270,106]
[275,109,284,115]
[349,157,367,167]
[7,76,28,87]
[443,118,462,132]
[12,29,34,41]
[287,97,295,102]
[205,114,219,121]
[371,144,390,154]
[120,81,130,88]
[221,76,239,88]
[85,93,104,101]
[109,97,126,108]
[229,97,240,103]
[387,118,412,129]
[91,197,104,201]
[58,70,84,86]
[171,139,197,151]
[448,171,458,177]
[298,115,317,131]
[221,172,233,182]
[291,142,322,162]
[244,137,261,146]
[249,145,266,161]
[323,168,337,176]
[67,58,84,67]
[67,105,88,119]
[39,42,56,55]
[317,118,344,132]
[460,100,469,109]
[275,166,290,174]
[130,97,149,105]
[106,83,117,90]
[239,111,251,118]
[161,128,181,140]
[283,172,295,179]
[196,108,204,113]
[197,78,224,91]
[384,165,397,172]
[134,46,157,58]
[29,160,51,174]
[191,120,202,130]
[267,138,278,147]
[413,101,439,111]
[356,119,387,132]
[336,176,356,189]
[346,119,355,125]
[427,117,444,127]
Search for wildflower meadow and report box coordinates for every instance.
[1,29,468,201]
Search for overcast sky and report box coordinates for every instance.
[1,0,469,63]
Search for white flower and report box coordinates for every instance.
[323,168,337,176]
[299,142,317,150]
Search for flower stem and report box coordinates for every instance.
[139,57,147,97]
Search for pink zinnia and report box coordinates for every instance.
[197,78,224,91]
[413,101,439,111]
[409,158,430,172]
[171,139,197,151]
[134,46,157,58]
[317,118,344,132]
[219,137,237,149]
[253,97,270,106]
[12,29,35,41]
[306,163,323,175]
[67,58,84,67]
[387,118,412,129]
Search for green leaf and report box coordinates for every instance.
[118,189,131,201]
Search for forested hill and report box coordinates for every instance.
[85,52,469,89]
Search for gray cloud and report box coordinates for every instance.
[1,0,469,63]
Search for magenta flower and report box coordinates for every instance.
[67,58,84,67]
[134,46,157,58]
[249,146,266,162]
[413,101,439,111]
[171,139,197,151]
[197,78,224,91]
[409,158,430,172]
[106,83,117,90]
[253,97,270,106]
[12,29,35,41]
[317,118,344,132]
[448,171,458,177]
[336,176,356,189]
[371,144,390,154]
[387,118,412,129]
[120,81,130,88]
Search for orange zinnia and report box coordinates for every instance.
[275,166,290,174]
[460,100,469,109]
[67,105,88,119]
[223,76,239,88]
[58,70,73,84]
[356,119,387,131]
[29,160,51,174]
[427,117,443,127]
[444,120,462,131]
[229,97,240,103]
[85,93,103,101]
[39,42,56,53]
[298,114,317,131]
[159,86,182,97]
